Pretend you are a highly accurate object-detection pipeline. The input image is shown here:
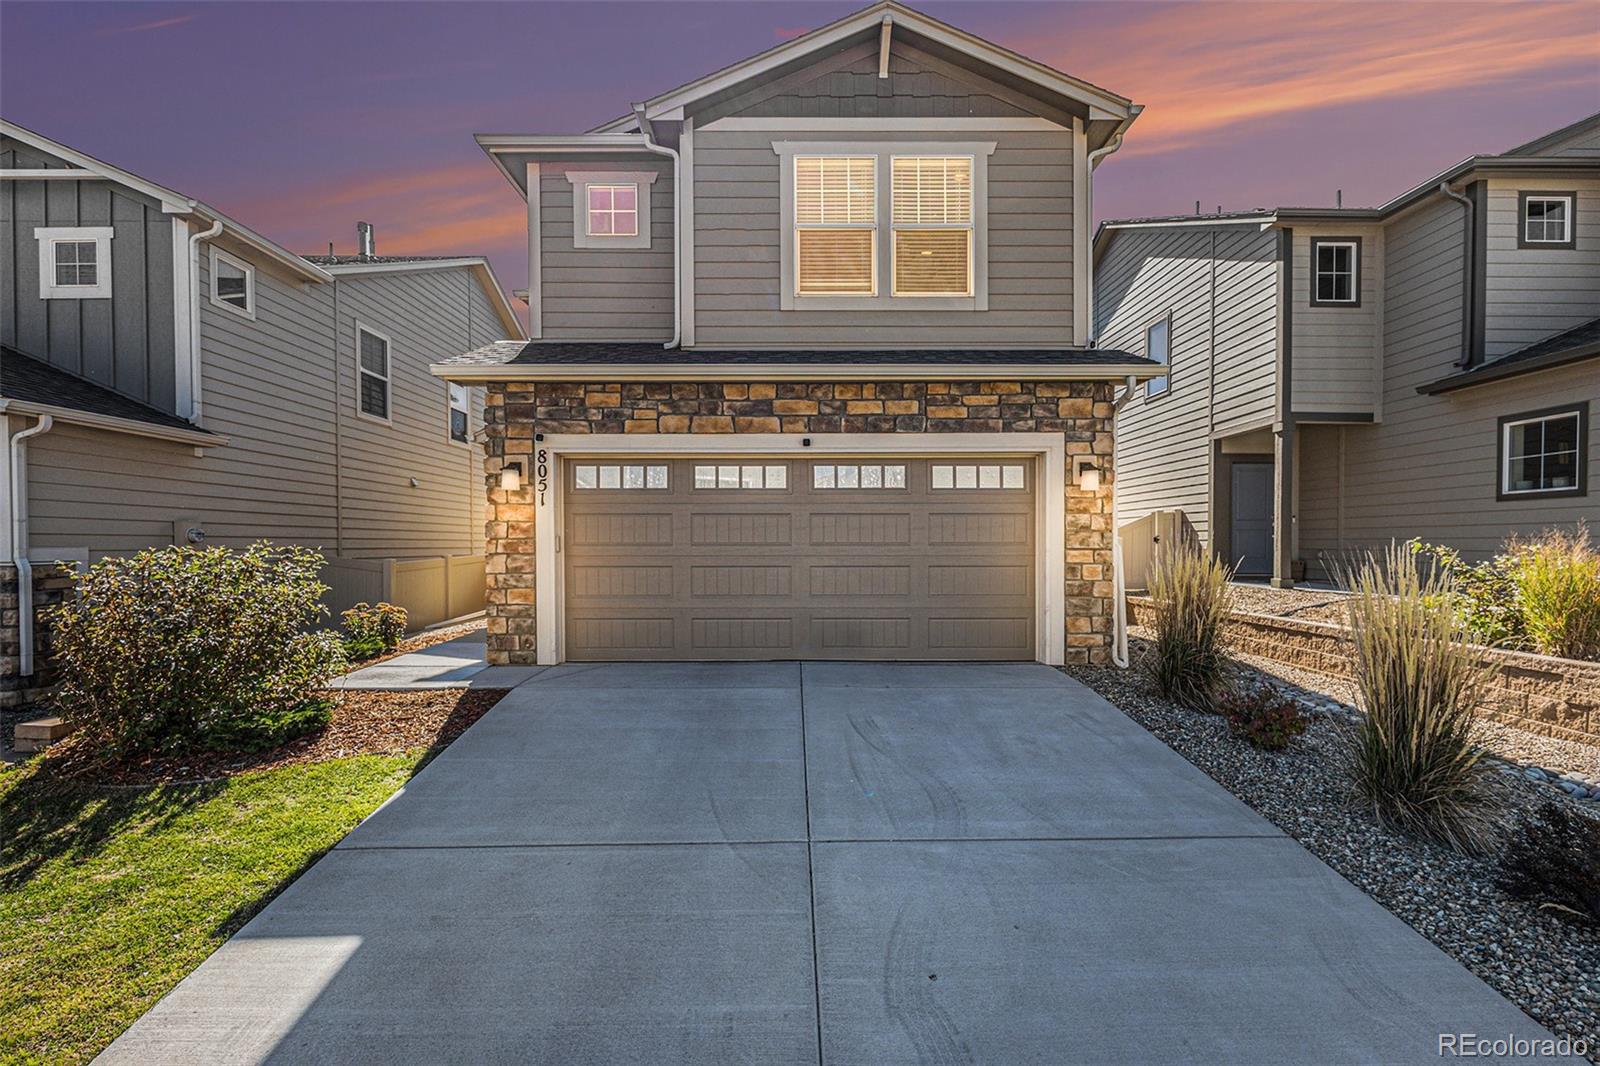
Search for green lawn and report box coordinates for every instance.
[0,753,422,1065]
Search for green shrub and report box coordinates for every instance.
[1498,802,1600,925]
[49,543,346,755]
[341,601,408,661]
[1341,544,1502,854]
[1144,542,1236,711]
[1512,526,1600,660]
[1410,540,1523,647]
[1219,684,1308,751]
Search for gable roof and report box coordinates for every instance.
[2,119,333,285]
[1,346,226,446]
[590,1,1138,147]
[1504,110,1600,157]
[302,255,526,338]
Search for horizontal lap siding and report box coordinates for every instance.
[1096,225,1278,550]
[1297,196,1599,563]
[693,128,1073,347]
[540,162,673,341]
[2,136,176,412]
[1290,225,1381,415]
[1482,177,1600,358]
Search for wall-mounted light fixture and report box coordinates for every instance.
[500,461,524,492]
[1073,456,1101,492]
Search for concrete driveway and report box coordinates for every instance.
[100,662,1570,1065]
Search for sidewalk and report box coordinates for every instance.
[330,633,545,690]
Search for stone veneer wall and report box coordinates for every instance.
[1127,596,1600,744]
[0,562,73,710]
[482,379,1118,666]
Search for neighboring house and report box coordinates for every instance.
[436,1,1159,668]
[1,120,523,706]
[1095,112,1600,586]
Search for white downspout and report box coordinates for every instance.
[10,414,54,677]
[632,105,681,349]
[1083,129,1128,348]
[1109,374,1137,668]
[187,220,224,421]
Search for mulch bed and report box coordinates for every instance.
[31,688,507,787]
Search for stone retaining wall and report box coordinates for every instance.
[1,563,73,710]
[1127,595,1600,744]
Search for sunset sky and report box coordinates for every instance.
[4,1,1597,315]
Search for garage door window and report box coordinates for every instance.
[931,463,1025,489]
[694,464,788,490]
[573,463,668,490]
[813,463,906,489]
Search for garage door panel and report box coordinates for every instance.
[564,456,1035,661]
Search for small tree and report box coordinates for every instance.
[50,543,346,754]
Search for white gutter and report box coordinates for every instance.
[632,105,682,349]
[1109,374,1137,668]
[187,220,224,422]
[0,399,228,448]
[1083,125,1131,348]
[10,414,54,677]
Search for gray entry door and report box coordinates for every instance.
[562,456,1036,661]
[1230,462,1274,577]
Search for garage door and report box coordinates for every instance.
[561,456,1036,661]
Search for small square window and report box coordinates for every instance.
[598,466,622,489]
[574,465,598,489]
[35,226,113,300]
[765,465,788,489]
[814,465,836,489]
[1311,238,1361,307]
[646,465,668,489]
[1520,193,1576,248]
[955,465,977,489]
[210,247,255,318]
[885,465,906,489]
[931,465,953,489]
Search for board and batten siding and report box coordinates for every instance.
[1296,194,1599,568]
[1289,225,1382,416]
[692,126,1075,347]
[25,255,503,568]
[1,136,177,413]
[1095,223,1279,549]
[538,160,674,341]
[1481,175,1600,358]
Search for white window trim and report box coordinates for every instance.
[774,140,994,312]
[1144,314,1171,399]
[530,433,1065,667]
[564,170,658,250]
[1311,239,1360,306]
[1500,409,1584,497]
[355,322,393,426]
[207,246,256,320]
[1522,194,1574,245]
[447,382,472,447]
[792,153,879,298]
[34,226,112,299]
[889,154,976,299]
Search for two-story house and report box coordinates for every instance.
[1,120,524,706]
[1095,112,1600,586]
[434,1,1159,667]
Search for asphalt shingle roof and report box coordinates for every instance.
[442,340,1156,369]
[301,254,473,266]
[1,346,204,432]
[1419,316,1600,395]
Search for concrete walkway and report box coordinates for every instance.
[100,662,1574,1065]
[330,632,544,690]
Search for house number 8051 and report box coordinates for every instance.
[536,450,549,505]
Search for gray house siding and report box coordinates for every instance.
[1096,223,1279,549]
[1,136,177,413]
[539,160,674,341]
[693,126,1075,347]
[1481,175,1600,358]
[1289,225,1382,416]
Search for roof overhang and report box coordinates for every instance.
[0,397,230,448]
[1,120,332,285]
[474,133,658,197]
[432,360,1163,384]
[317,258,526,339]
[1418,343,1600,396]
[619,1,1136,145]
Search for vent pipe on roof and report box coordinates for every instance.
[1336,189,1343,209]
[357,221,375,259]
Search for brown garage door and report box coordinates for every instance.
[561,456,1035,661]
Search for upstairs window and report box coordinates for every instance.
[1499,405,1586,499]
[1311,238,1361,306]
[357,325,391,422]
[892,156,974,297]
[448,383,471,444]
[587,184,638,238]
[1520,192,1575,249]
[209,247,255,319]
[794,155,876,296]
[34,226,113,299]
[1145,316,1171,398]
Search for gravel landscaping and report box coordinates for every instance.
[1066,639,1600,1059]
[1229,581,1353,624]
